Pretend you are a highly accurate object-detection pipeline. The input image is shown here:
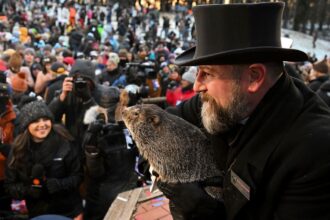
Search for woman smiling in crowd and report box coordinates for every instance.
[5,101,83,219]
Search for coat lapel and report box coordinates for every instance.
[223,73,306,220]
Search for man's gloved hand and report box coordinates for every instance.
[157,179,225,220]
[46,178,61,194]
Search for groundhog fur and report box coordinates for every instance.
[122,104,222,184]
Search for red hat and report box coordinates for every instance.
[11,72,28,92]
[63,57,75,66]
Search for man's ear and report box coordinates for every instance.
[247,64,266,93]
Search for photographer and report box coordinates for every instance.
[48,59,98,149]
[82,86,139,220]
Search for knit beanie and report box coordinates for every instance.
[24,47,35,56]
[8,52,22,73]
[182,66,197,84]
[313,58,329,74]
[11,72,28,92]
[69,59,96,84]
[19,100,54,130]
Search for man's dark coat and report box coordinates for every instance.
[172,72,330,220]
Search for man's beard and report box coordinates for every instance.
[201,82,249,134]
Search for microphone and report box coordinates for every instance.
[31,163,45,188]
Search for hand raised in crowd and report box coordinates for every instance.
[60,77,73,102]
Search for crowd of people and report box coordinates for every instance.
[0,0,329,219]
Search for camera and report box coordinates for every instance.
[74,77,87,89]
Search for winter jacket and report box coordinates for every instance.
[5,130,83,218]
[44,75,66,105]
[316,80,330,107]
[48,89,97,148]
[171,72,330,220]
[97,68,126,88]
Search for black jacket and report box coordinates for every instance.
[316,80,330,107]
[172,72,330,220]
[44,75,67,105]
[5,130,83,218]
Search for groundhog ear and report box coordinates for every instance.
[149,115,161,126]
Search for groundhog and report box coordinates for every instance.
[122,104,222,199]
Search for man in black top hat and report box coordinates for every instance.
[156,2,330,220]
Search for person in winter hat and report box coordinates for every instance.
[5,100,83,219]
[48,59,99,148]
[17,101,54,131]
[7,52,35,91]
[44,62,68,105]
[97,52,126,88]
[166,66,196,106]
[10,72,30,106]
[34,56,57,96]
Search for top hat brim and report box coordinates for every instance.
[174,47,308,66]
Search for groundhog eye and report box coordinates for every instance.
[133,112,139,117]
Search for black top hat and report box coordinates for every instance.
[175,3,308,66]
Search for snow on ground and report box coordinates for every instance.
[282,29,330,60]
[158,12,329,60]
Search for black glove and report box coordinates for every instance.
[84,120,104,147]
[157,179,225,220]
[46,178,61,194]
